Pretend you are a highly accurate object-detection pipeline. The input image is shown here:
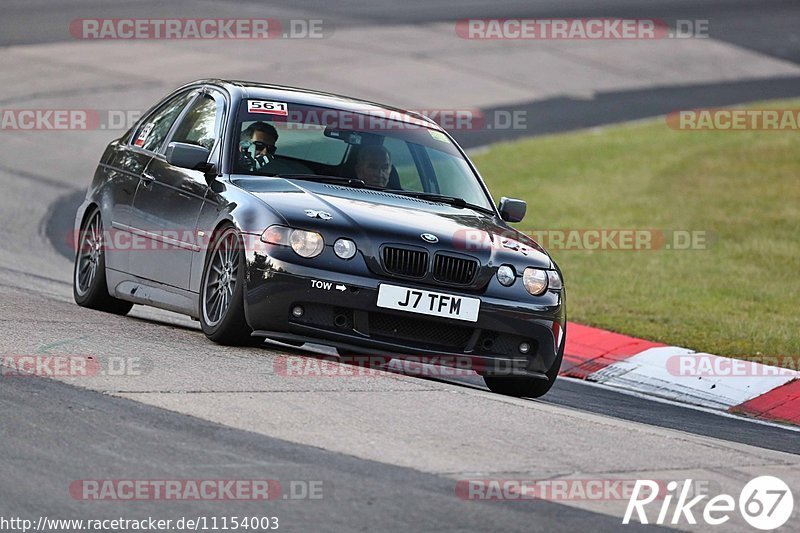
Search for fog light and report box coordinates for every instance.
[292,305,304,318]
[496,265,516,286]
[519,342,531,354]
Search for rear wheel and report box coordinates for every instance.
[484,338,564,398]
[199,225,261,346]
[73,208,133,315]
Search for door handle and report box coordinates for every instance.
[142,172,156,182]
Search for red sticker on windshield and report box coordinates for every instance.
[134,122,154,147]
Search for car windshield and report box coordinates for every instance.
[232,99,494,210]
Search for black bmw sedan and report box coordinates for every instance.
[73,79,566,397]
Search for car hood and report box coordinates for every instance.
[233,177,553,270]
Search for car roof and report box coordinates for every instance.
[182,78,443,131]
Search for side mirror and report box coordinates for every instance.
[165,142,212,172]
[498,197,527,223]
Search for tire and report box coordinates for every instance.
[199,225,261,346]
[483,335,565,398]
[73,208,134,316]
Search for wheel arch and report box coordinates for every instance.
[190,188,283,294]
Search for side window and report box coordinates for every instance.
[132,91,195,152]
[382,137,423,191]
[170,94,220,151]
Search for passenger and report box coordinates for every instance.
[354,145,392,188]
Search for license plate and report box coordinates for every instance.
[376,284,480,322]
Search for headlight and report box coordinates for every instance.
[290,229,324,258]
[522,268,548,295]
[496,265,516,286]
[261,225,324,258]
[333,238,357,259]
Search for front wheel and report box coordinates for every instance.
[73,208,133,315]
[199,225,260,346]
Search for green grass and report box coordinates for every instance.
[471,100,800,361]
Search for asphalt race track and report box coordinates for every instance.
[1,2,799,531]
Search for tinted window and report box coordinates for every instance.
[132,91,195,152]
[428,147,479,199]
[259,123,346,165]
[382,137,423,191]
[170,94,220,151]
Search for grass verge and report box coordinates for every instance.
[472,100,800,362]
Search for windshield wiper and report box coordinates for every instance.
[273,174,369,188]
[382,190,493,214]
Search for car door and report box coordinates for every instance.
[103,89,196,273]
[127,89,225,290]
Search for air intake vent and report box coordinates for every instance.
[433,254,478,285]
[370,312,473,348]
[320,185,440,205]
[382,246,428,278]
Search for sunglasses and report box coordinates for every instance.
[252,141,277,155]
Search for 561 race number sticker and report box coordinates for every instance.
[134,122,154,147]
[248,100,288,116]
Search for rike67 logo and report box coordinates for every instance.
[624,476,794,530]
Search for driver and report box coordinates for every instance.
[240,121,277,170]
[354,145,392,188]
[239,121,310,174]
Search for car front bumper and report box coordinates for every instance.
[242,244,566,378]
